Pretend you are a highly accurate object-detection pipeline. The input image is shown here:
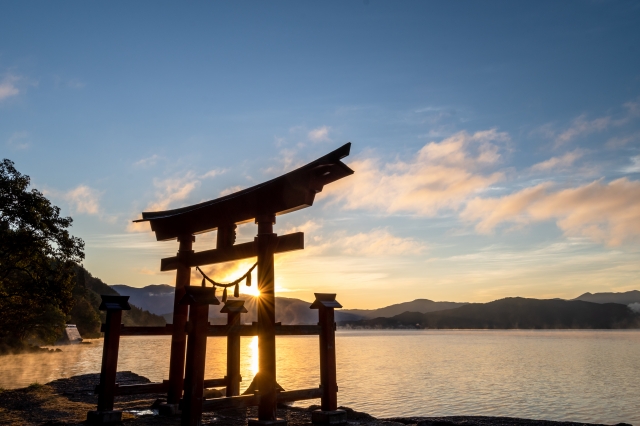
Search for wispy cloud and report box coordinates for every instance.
[146,174,199,212]
[308,125,331,142]
[311,228,427,256]
[127,172,202,232]
[328,129,508,216]
[127,167,230,233]
[605,132,640,148]
[550,100,640,147]
[201,168,227,179]
[530,149,583,172]
[621,156,640,174]
[134,154,160,168]
[219,185,244,197]
[555,114,611,146]
[462,178,640,246]
[0,74,21,101]
[64,185,101,215]
[6,131,30,150]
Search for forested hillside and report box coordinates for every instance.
[339,297,640,329]
[69,265,165,338]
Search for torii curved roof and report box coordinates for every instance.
[134,143,354,241]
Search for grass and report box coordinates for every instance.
[28,382,43,390]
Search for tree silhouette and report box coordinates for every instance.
[0,159,84,349]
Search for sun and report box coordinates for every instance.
[242,284,260,297]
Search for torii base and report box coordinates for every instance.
[157,402,181,416]
[86,410,122,425]
[248,418,287,426]
[311,409,347,425]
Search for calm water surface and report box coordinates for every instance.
[1,330,638,425]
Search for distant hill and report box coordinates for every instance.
[338,297,640,329]
[573,290,640,305]
[109,285,464,324]
[69,267,166,338]
[111,284,175,316]
[340,298,467,320]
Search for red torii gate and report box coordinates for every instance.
[88,143,354,426]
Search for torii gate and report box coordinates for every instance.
[128,143,353,425]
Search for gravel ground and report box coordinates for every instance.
[0,372,632,426]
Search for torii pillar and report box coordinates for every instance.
[252,214,282,424]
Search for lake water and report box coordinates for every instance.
[1,330,639,425]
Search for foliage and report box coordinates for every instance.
[68,266,102,338]
[0,159,84,347]
[122,304,166,327]
[68,265,166,337]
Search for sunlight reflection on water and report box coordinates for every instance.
[1,330,639,424]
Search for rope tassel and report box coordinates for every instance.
[196,262,257,301]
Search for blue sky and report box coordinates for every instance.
[2,1,639,308]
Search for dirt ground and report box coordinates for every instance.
[0,372,632,426]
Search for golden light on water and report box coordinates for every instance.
[248,336,259,375]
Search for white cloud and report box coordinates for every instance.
[461,178,640,246]
[201,168,227,179]
[328,129,508,216]
[219,185,244,197]
[530,149,583,172]
[134,154,160,168]
[606,132,640,149]
[551,101,640,147]
[6,131,30,150]
[621,156,640,174]
[555,114,611,145]
[147,174,199,212]
[0,74,21,101]
[308,126,331,142]
[127,173,201,232]
[326,228,426,256]
[64,185,101,215]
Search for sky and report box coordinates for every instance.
[1,1,639,308]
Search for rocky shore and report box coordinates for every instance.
[0,372,632,426]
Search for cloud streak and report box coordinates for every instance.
[0,74,21,101]
[461,178,640,246]
[64,185,101,215]
[6,131,30,150]
[530,150,583,172]
[552,101,640,146]
[328,129,507,216]
[308,125,331,142]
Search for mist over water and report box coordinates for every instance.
[1,330,639,425]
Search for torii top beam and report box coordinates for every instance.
[135,143,354,241]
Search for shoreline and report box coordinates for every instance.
[0,372,632,426]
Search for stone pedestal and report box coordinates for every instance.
[248,418,288,426]
[157,402,181,416]
[311,409,347,425]
[86,410,122,425]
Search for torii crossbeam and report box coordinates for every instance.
[135,143,354,424]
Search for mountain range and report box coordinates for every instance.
[573,290,640,305]
[109,285,640,328]
[338,297,640,329]
[110,284,467,324]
